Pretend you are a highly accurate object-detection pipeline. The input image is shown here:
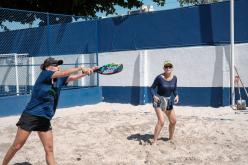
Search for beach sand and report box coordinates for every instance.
[0,102,248,165]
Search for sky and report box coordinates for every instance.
[96,0,181,17]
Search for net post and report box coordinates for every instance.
[81,54,85,86]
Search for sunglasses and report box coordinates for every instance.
[164,65,173,68]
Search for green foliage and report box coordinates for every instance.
[0,0,222,17]
[0,0,166,17]
[0,0,221,31]
[0,0,150,30]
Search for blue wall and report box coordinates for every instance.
[0,20,98,56]
[0,87,102,117]
[98,0,248,52]
[102,86,237,107]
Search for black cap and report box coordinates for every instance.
[40,57,63,70]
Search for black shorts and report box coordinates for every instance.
[16,113,52,132]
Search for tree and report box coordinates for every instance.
[0,0,221,31]
[0,0,165,31]
[0,0,223,17]
[0,0,166,17]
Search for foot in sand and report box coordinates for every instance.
[151,140,157,146]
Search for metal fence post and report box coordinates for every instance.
[96,20,99,87]
[81,54,85,86]
[14,53,19,96]
[31,57,35,93]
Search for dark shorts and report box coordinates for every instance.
[153,97,173,111]
[16,113,52,132]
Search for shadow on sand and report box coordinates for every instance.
[127,133,169,145]
[14,162,32,165]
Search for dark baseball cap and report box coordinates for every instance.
[40,57,63,70]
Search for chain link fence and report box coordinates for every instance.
[0,8,92,32]
[0,53,30,96]
[0,8,98,97]
[0,53,97,97]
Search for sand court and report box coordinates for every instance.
[1,103,248,165]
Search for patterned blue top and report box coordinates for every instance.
[151,74,178,98]
[23,70,68,120]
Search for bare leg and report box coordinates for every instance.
[165,109,177,140]
[38,130,55,165]
[2,127,31,165]
[152,108,165,145]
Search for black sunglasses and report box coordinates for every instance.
[164,65,173,68]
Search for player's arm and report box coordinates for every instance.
[66,66,99,83]
[66,73,87,83]
[151,76,159,102]
[173,76,179,104]
[51,67,92,79]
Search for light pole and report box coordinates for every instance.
[230,0,235,106]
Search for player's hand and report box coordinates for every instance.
[82,67,93,75]
[91,66,100,71]
[153,96,160,103]
[174,95,179,104]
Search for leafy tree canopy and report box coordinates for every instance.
[0,0,220,31]
[0,0,220,17]
[0,0,164,17]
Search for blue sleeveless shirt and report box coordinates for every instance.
[23,70,68,120]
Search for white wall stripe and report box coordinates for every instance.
[99,43,248,88]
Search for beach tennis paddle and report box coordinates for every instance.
[93,63,123,75]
